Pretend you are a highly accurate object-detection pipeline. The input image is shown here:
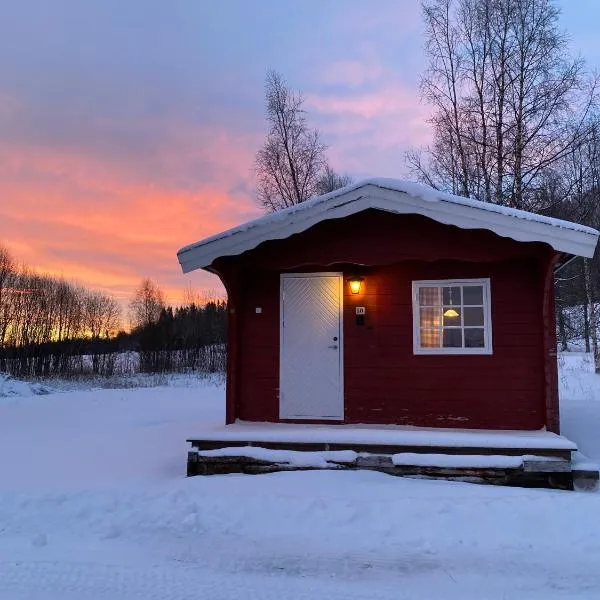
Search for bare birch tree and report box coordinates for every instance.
[0,246,16,346]
[84,291,120,339]
[408,0,597,210]
[129,278,166,330]
[255,70,348,212]
[316,165,354,195]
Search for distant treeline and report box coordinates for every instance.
[133,302,227,374]
[0,246,227,378]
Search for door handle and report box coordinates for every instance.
[328,344,339,349]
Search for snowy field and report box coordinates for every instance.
[0,357,600,599]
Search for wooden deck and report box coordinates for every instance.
[187,422,577,459]
[188,438,572,459]
[186,422,582,489]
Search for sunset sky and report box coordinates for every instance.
[2,1,600,307]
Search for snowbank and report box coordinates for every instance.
[0,373,54,398]
[559,352,600,462]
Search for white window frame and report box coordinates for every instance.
[412,278,493,355]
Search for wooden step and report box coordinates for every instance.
[186,448,574,490]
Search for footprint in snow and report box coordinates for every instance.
[31,533,48,548]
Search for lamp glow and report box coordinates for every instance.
[443,308,460,318]
[349,277,363,294]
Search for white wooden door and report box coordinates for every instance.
[280,273,343,420]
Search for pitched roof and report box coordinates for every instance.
[177,178,599,273]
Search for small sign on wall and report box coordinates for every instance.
[355,306,365,326]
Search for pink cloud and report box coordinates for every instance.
[318,59,387,88]
[307,84,432,176]
[308,84,428,121]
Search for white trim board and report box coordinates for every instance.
[177,179,599,273]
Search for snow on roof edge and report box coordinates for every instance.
[177,178,599,265]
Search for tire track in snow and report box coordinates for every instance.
[0,559,427,600]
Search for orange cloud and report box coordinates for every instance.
[0,70,433,324]
[0,121,263,316]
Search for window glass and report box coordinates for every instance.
[464,328,485,348]
[463,307,484,326]
[463,285,483,305]
[442,286,462,305]
[443,328,462,347]
[413,280,490,354]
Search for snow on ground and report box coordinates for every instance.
[0,373,54,397]
[559,352,600,462]
[0,361,599,599]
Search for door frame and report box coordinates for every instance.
[279,272,345,420]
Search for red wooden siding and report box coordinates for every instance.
[213,210,558,431]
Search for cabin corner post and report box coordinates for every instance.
[225,293,239,425]
[213,262,240,425]
[542,252,561,433]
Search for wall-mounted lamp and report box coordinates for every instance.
[348,276,364,295]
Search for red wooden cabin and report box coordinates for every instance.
[178,179,598,435]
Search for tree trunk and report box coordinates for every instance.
[584,258,599,369]
[582,259,591,353]
[557,305,568,352]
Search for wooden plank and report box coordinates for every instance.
[522,459,571,473]
[186,439,572,460]
[573,469,599,492]
[356,455,394,468]
[572,468,600,478]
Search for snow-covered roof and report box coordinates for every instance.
[177,178,599,273]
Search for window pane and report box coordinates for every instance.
[420,307,441,328]
[443,328,462,348]
[442,286,461,305]
[420,328,440,348]
[419,287,440,306]
[463,306,484,326]
[442,306,461,325]
[463,285,483,305]
[464,328,485,348]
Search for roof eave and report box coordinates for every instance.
[177,184,599,273]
